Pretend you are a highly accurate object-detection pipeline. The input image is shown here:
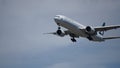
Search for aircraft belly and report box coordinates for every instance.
[91,35,104,42]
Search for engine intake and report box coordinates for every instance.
[86,26,96,35]
[57,30,62,35]
[86,26,91,32]
[56,30,65,37]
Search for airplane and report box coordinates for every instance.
[46,15,120,42]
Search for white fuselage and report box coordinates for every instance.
[54,15,105,42]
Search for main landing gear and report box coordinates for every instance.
[71,37,76,42]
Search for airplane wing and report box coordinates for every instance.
[44,30,79,38]
[43,32,57,35]
[94,25,120,31]
[103,36,120,40]
[44,30,69,35]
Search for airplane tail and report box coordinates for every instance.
[99,22,106,35]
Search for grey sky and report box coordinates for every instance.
[0,0,120,68]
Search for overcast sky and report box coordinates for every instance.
[0,0,120,68]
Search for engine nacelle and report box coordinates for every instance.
[86,26,96,35]
[56,30,65,37]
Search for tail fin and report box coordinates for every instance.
[99,22,106,35]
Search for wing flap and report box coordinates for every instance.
[95,25,120,31]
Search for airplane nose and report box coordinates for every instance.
[54,15,62,21]
[54,15,63,25]
[54,16,59,20]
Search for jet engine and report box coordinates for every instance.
[86,26,96,35]
[56,29,65,37]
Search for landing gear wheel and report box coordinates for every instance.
[71,38,76,42]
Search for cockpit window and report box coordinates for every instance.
[55,15,60,18]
